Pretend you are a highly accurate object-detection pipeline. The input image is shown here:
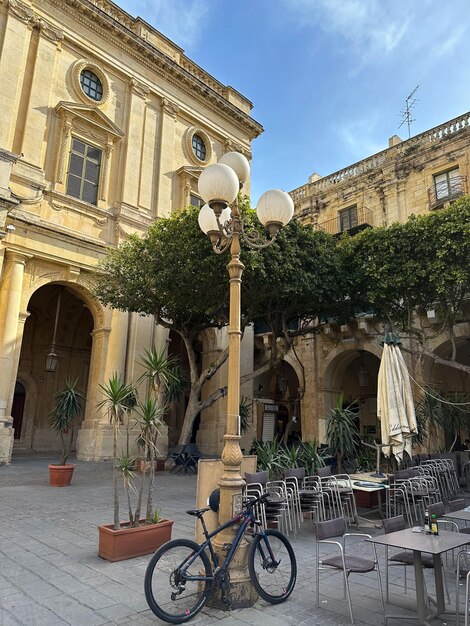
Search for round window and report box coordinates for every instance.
[80,69,103,102]
[192,134,206,161]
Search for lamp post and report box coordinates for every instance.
[197,152,293,606]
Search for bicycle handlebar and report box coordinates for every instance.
[244,492,270,509]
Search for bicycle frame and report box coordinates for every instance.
[179,505,277,585]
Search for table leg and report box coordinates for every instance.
[432,554,446,614]
[413,550,428,625]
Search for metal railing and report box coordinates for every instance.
[317,206,373,235]
[428,175,466,209]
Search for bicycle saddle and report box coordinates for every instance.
[186,507,210,517]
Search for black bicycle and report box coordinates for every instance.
[144,491,297,623]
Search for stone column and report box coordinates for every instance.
[76,326,111,460]
[103,309,128,383]
[0,250,31,463]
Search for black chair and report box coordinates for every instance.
[168,445,186,474]
[181,443,200,474]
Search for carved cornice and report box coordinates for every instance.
[130,78,150,98]
[7,0,35,26]
[37,17,64,42]
[161,97,179,119]
[7,0,64,42]
[47,0,263,140]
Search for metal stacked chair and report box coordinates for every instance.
[244,471,288,531]
[314,516,384,624]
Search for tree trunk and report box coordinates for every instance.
[178,389,202,446]
[146,438,156,523]
[113,414,120,530]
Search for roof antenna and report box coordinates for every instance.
[398,85,419,139]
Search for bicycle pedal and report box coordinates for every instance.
[222,543,232,552]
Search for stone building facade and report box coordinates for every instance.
[0,0,262,464]
[283,113,470,444]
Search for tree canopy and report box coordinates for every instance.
[95,197,470,443]
[340,196,470,370]
[95,203,343,443]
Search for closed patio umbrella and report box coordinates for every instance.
[377,331,417,463]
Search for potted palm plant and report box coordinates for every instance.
[97,356,183,562]
[325,393,360,474]
[48,379,85,486]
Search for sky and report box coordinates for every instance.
[117,0,470,204]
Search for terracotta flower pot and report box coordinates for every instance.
[135,459,166,473]
[49,464,75,487]
[135,459,152,473]
[98,518,173,562]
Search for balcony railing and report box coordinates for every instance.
[290,111,470,205]
[428,175,466,209]
[317,206,374,236]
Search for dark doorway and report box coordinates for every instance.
[12,382,26,440]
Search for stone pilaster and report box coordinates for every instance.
[0,1,34,149]
[20,24,63,165]
[0,250,31,463]
[155,98,178,216]
[76,326,112,460]
[121,80,148,208]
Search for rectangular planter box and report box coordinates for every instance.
[98,518,173,562]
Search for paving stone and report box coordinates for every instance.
[95,602,138,620]
[3,602,64,625]
[73,588,118,610]
[0,611,23,626]
[38,596,108,626]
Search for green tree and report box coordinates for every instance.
[341,198,470,376]
[97,375,137,530]
[95,204,342,445]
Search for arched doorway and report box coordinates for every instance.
[423,337,470,394]
[14,283,94,452]
[323,349,381,438]
[254,360,302,443]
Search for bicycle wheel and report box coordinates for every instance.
[144,538,213,624]
[248,529,297,603]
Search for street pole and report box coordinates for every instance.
[197,152,294,608]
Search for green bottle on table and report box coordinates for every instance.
[431,514,439,536]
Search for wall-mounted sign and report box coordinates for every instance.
[264,404,279,412]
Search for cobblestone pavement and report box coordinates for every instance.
[1,453,469,625]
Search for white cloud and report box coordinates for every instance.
[281,0,411,63]
[121,0,210,49]
[429,26,466,59]
[335,113,386,162]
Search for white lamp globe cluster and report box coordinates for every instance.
[197,151,293,237]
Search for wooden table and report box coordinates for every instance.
[367,528,470,625]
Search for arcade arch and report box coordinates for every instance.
[14,283,94,452]
[321,348,381,441]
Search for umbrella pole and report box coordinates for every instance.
[362,441,389,478]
